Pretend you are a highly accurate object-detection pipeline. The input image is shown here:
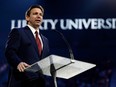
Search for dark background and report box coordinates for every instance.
[0,0,116,87]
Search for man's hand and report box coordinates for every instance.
[17,62,30,72]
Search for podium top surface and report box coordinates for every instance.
[25,55,96,79]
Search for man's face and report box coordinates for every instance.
[26,8,43,29]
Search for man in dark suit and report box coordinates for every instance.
[5,5,50,87]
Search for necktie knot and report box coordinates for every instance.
[35,31,38,37]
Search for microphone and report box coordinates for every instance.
[53,30,75,63]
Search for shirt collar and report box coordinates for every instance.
[27,25,39,35]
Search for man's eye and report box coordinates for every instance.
[33,13,38,15]
[40,13,43,16]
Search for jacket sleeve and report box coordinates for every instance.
[5,29,22,69]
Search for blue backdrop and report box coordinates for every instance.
[0,0,116,87]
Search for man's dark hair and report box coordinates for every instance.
[25,5,44,16]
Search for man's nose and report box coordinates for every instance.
[37,15,41,18]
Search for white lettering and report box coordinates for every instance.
[68,19,78,30]
[60,19,68,30]
[11,18,116,30]
[82,19,91,29]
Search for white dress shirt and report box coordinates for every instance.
[27,25,43,49]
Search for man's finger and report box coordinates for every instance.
[17,62,29,72]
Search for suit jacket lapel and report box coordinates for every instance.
[24,26,39,56]
[40,34,47,58]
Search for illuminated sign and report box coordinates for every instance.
[11,18,116,30]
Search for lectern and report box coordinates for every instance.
[25,55,96,87]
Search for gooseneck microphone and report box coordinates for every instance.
[50,30,75,87]
[53,30,75,63]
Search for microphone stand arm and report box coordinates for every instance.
[54,30,75,63]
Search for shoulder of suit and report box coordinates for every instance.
[12,26,29,31]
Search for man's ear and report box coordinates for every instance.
[25,15,29,22]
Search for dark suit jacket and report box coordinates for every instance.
[5,26,50,87]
